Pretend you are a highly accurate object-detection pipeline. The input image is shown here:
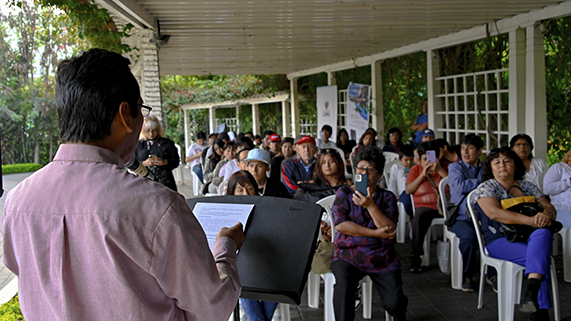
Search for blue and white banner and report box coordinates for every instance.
[316,86,338,141]
[346,82,370,141]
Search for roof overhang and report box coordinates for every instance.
[96,0,570,76]
[181,92,290,110]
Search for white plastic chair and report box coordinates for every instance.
[173,143,184,183]
[309,195,391,321]
[410,196,445,267]
[438,177,462,290]
[349,145,358,175]
[466,191,560,321]
[532,169,548,193]
[559,227,571,282]
[382,151,399,164]
[191,170,203,197]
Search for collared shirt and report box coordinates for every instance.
[448,160,482,219]
[302,158,316,174]
[2,144,240,321]
[332,185,401,273]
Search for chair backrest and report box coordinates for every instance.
[534,169,548,193]
[439,177,449,220]
[466,190,489,257]
[383,151,399,164]
[316,195,337,238]
[383,159,401,197]
[328,146,352,179]
[349,145,358,175]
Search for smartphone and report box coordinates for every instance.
[355,174,368,196]
[426,150,437,163]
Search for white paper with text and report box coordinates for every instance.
[193,203,254,251]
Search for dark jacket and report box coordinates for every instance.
[262,177,291,199]
[270,156,285,181]
[134,137,180,192]
[281,158,316,196]
[293,183,342,203]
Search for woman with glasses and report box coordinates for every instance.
[331,146,408,321]
[294,148,348,202]
[510,134,548,183]
[134,116,180,192]
[405,141,448,272]
[383,127,404,154]
[472,147,557,321]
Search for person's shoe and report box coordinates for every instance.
[519,278,542,314]
[410,255,422,273]
[530,308,550,321]
[486,275,498,293]
[462,278,475,292]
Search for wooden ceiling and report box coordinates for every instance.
[97,0,565,75]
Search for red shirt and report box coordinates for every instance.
[406,164,448,210]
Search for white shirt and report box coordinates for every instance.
[316,138,336,150]
[223,159,240,181]
[186,143,207,167]
[543,161,571,212]
[525,157,549,183]
[388,162,410,197]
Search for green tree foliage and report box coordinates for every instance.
[0,294,24,320]
[544,17,571,164]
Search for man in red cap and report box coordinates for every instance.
[268,134,282,159]
[281,135,317,196]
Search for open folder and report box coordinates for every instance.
[186,195,323,305]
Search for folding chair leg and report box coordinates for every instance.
[551,257,560,321]
[362,276,373,319]
[323,273,336,321]
[280,303,291,321]
[307,271,320,309]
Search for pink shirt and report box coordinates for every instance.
[2,144,240,321]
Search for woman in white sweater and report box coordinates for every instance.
[543,149,571,228]
[510,134,548,183]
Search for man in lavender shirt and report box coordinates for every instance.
[1,49,245,321]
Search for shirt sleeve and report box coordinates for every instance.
[149,196,241,320]
[405,164,422,194]
[543,163,571,196]
[282,161,299,196]
[449,163,479,197]
[388,164,399,196]
[380,191,398,224]
[332,186,352,226]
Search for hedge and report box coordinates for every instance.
[0,294,23,320]
[1,164,42,175]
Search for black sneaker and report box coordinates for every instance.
[410,255,422,273]
[486,275,498,293]
[462,278,475,292]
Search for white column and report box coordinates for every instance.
[209,106,216,134]
[509,28,526,139]
[183,108,189,153]
[526,24,548,159]
[371,61,384,135]
[236,104,241,133]
[426,50,442,137]
[290,78,300,137]
[327,72,336,86]
[252,104,260,136]
[282,100,290,138]
[140,29,163,121]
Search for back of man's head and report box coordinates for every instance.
[398,145,414,159]
[56,49,140,143]
[236,137,255,150]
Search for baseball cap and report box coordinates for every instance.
[269,134,281,142]
[296,135,316,145]
[419,129,435,138]
[244,148,271,165]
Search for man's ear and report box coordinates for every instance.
[116,102,135,133]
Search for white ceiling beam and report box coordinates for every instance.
[287,1,571,79]
[95,0,156,29]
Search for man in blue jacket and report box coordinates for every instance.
[282,135,317,196]
[448,134,483,292]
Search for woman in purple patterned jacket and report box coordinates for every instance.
[331,145,408,321]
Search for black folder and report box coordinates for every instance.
[186,195,323,305]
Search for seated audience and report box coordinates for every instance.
[224,137,255,182]
[317,125,336,149]
[413,129,435,163]
[294,148,348,202]
[203,138,225,192]
[543,149,571,228]
[331,146,408,321]
[270,137,295,181]
[447,134,483,292]
[185,131,208,184]
[337,128,357,173]
[406,141,448,272]
[260,130,274,152]
[268,134,282,159]
[510,134,548,183]
[472,147,557,320]
[383,127,404,154]
[388,145,415,219]
[245,149,290,198]
[208,142,236,193]
[282,135,317,196]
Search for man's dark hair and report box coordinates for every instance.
[236,137,255,150]
[509,134,535,159]
[227,170,259,195]
[262,130,274,138]
[283,137,294,145]
[386,127,403,144]
[245,131,253,136]
[196,131,207,140]
[461,134,484,150]
[254,134,261,140]
[355,146,386,174]
[56,49,140,143]
[218,132,230,141]
[208,133,218,140]
[434,138,450,149]
[398,145,414,159]
[482,146,526,182]
[417,141,440,158]
[321,125,332,134]
[237,148,252,162]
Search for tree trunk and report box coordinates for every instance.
[34,144,40,164]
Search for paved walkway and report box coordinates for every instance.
[1,170,570,320]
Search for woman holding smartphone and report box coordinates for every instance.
[331,146,408,321]
[405,141,449,272]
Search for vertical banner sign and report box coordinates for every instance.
[346,82,371,141]
[316,86,338,141]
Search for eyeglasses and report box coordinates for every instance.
[355,166,377,173]
[138,104,152,117]
[319,148,339,155]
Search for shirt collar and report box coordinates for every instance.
[462,159,482,170]
[54,144,125,168]
[301,158,316,173]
